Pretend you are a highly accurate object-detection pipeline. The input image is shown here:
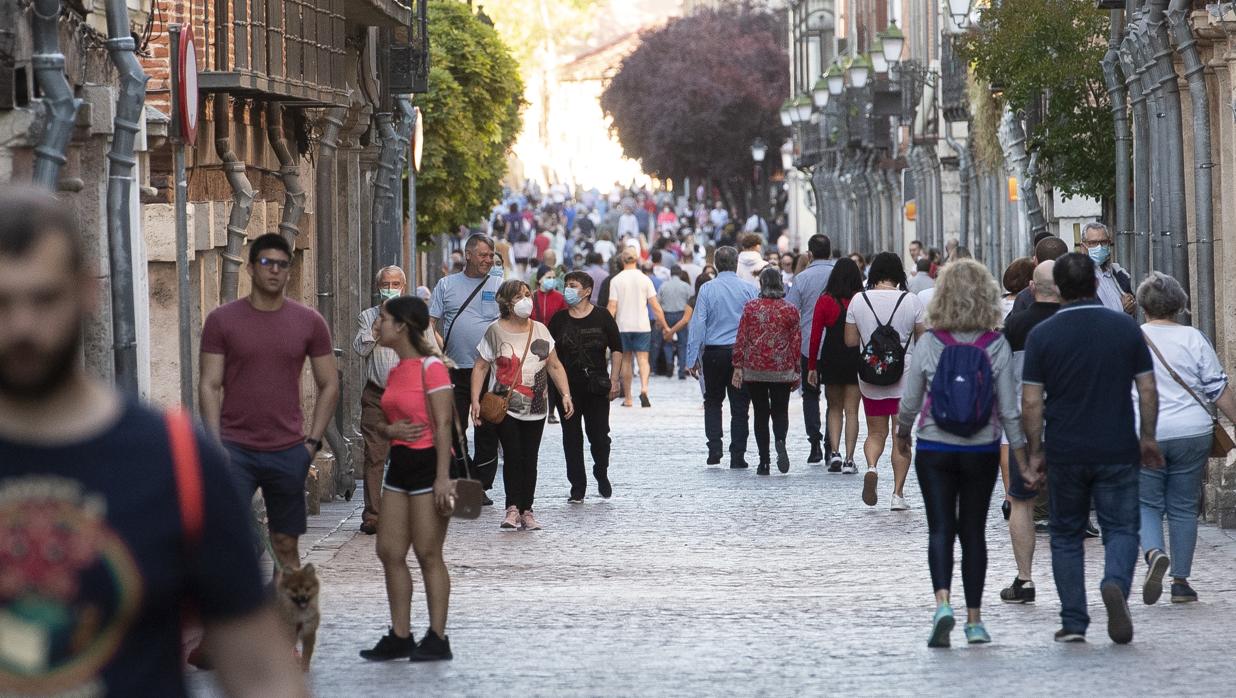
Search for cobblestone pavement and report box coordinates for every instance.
[192,374,1236,696]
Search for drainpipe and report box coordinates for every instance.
[315,106,346,333]
[1119,25,1150,281]
[30,0,80,189]
[943,127,971,250]
[872,159,888,253]
[1167,0,1212,337]
[886,167,902,255]
[929,148,945,250]
[1145,0,1189,291]
[267,102,307,249]
[371,112,401,297]
[1103,14,1132,273]
[394,96,416,273]
[215,97,255,303]
[1131,21,1166,273]
[1000,109,1049,239]
[104,0,147,396]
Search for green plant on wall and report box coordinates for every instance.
[414,0,525,243]
[957,0,1114,202]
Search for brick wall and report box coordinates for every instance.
[140,1,212,115]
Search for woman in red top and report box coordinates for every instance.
[360,296,456,662]
[806,258,865,473]
[532,267,568,324]
[732,267,802,475]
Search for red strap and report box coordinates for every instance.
[165,408,204,548]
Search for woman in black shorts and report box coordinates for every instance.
[806,258,864,473]
[360,296,456,662]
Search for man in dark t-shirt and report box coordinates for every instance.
[200,233,339,577]
[548,271,623,500]
[1020,253,1162,645]
[0,188,305,696]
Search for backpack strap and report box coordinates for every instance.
[165,408,204,548]
[973,331,1001,349]
[933,330,957,346]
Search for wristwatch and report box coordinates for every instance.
[305,437,323,453]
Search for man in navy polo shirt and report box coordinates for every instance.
[1020,253,1163,645]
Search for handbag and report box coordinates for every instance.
[422,359,485,519]
[479,329,533,424]
[1143,333,1235,458]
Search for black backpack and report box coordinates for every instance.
[857,291,912,386]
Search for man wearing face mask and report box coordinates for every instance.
[548,272,623,500]
[353,265,409,534]
[1080,222,1136,315]
[429,234,505,495]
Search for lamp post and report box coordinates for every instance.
[946,0,975,34]
[751,138,769,225]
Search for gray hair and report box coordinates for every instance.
[375,265,406,288]
[1081,222,1110,242]
[465,233,495,253]
[714,246,739,273]
[758,266,785,299]
[1136,271,1188,319]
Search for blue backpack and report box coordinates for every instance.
[927,330,999,437]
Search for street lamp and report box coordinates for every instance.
[877,21,905,69]
[947,0,975,32]
[847,54,873,89]
[780,98,795,127]
[826,60,846,96]
[871,39,889,74]
[812,75,831,108]
[751,138,768,163]
[793,94,814,123]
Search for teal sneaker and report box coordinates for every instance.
[927,603,955,648]
[964,622,991,644]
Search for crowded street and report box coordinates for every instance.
[188,378,1236,696]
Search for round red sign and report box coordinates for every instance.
[178,26,199,144]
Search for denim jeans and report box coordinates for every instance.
[701,346,750,457]
[1139,433,1211,579]
[661,311,687,377]
[1048,462,1140,634]
[799,355,823,444]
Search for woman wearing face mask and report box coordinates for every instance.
[471,280,575,530]
[548,271,623,501]
[532,268,568,422]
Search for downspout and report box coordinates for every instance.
[1000,109,1049,238]
[315,106,346,332]
[1131,21,1165,273]
[394,96,416,272]
[1167,0,1212,336]
[1103,14,1132,273]
[215,97,255,302]
[267,102,307,249]
[943,128,971,250]
[929,148,945,249]
[104,0,148,395]
[1145,0,1189,290]
[1119,26,1150,280]
[371,112,401,297]
[872,160,889,253]
[30,0,80,189]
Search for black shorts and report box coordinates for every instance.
[225,442,312,537]
[384,445,437,495]
[1007,455,1038,501]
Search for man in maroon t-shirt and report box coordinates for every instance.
[200,233,339,576]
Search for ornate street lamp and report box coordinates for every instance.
[946,0,975,33]
[793,94,814,123]
[871,39,889,74]
[812,75,831,108]
[877,21,905,69]
[826,60,846,96]
[780,98,795,127]
[847,53,873,89]
[751,138,768,163]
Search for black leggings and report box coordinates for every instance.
[497,417,546,512]
[915,449,1000,609]
[747,382,792,462]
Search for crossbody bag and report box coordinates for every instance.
[478,329,533,424]
[1143,333,1235,457]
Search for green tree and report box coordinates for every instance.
[416,0,524,239]
[957,0,1114,201]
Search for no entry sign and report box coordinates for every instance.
[177,25,199,144]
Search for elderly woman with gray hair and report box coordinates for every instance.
[1136,272,1236,605]
[732,266,802,475]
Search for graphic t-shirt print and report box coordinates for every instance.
[484,324,554,419]
[0,476,142,695]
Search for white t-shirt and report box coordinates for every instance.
[593,239,617,263]
[1138,323,1229,440]
[846,289,926,400]
[608,268,657,333]
[476,320,556,421]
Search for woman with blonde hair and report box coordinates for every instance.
[894,259,1027,648]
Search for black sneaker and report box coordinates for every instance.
[1142,549,1170,605]
[1001,499,1011,521]
[1170,581,1198,603]
[639,392,651,408]
[1101,581,1133,645]
[1085,519,1101,538]
[409,629,453,662]
[999,577,1036,604]
[707,451,722,466]
[756,462,771,476]
[1034,519,1050,533]
[594,466,613,499]
[775,440,790,473]
[807,441,824,464]
[1053,629,1086,643]
[567,492,585,503]
[482,493,494,506]
[827,453,843,473]
[360,629,416,660]
[730,456,749,469]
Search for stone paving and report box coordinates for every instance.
[191,374,1236,696]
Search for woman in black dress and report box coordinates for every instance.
[806,258,865,473]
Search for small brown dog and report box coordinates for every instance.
[276,564,321,671]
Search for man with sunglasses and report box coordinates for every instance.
[200,233,340,578]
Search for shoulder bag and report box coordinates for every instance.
[441,276,491,351]
[1143,333,1235,458]
[478,329,533,424]
[422,359,485,519]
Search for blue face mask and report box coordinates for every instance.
[564,287,582,306]
[489,265,504,278]
[1087,245,1110,267]
[540,276,556,292]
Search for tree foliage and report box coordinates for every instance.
[957,0,1114,201]
[600,8,789,193]
[416,0,524,238]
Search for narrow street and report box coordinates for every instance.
[192,375,1236,696]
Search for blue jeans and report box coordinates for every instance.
[1048,462,1140,634]
[1139,434,1210,579]
[660,311,687,377]
[799,355,823,444]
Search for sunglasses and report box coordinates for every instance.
[258,257,291,271]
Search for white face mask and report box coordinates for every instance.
[513,297,533,318]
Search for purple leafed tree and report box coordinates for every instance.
[600,8,789,208]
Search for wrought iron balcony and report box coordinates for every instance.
[940,37,969,123]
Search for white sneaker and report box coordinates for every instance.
[841,460,858,475]
[890,494,910,511]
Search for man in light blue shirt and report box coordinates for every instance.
[686,246,757,468]
[784,234,834,463]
